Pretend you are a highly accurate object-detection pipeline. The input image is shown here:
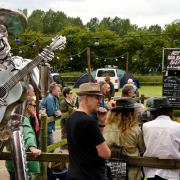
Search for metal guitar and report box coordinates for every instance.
[0,36,66,128]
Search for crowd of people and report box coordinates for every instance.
[5,77,180,180]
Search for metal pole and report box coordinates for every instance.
[87,47,91,82]
[162,47,165,72]
[10,129,28,180]
[125,51,129,83]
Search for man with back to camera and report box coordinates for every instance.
[66,82,111,180]
[143,97,180,180]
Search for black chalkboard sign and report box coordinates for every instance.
[106,159,128,180]
[163,48,180,71]
[163,76,180,108]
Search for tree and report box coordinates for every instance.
[164,22,180,47]
[148,24,162,34]
[67,17,84,27]
[27,10,45,32]
[86,17,99,31]
[99,17,137,36]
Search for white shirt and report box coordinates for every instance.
[143,115,180,180]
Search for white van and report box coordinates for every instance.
[95,68,120,91]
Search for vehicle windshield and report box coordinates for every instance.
[97,70,115,77]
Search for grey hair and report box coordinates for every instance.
[122,84,135,96]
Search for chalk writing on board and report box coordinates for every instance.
[166,49,180,70]
[106,159,127,180]
[163,76,180,108]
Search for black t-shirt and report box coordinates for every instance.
[66,111,106,180]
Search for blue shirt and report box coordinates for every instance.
[41,93,60,133]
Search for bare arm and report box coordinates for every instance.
[96,141,111,160]
[29,146,41,158]
[97,107,107,132]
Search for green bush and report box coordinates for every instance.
[135,75,162,83]
[61,76,80,83]
[60,71,83,76]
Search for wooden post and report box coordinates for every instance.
[40,115,48,180]
[39,46,49,180]
[140,94,145,104]
[87,47,91,82]
[40,65,49,98]
[125,51,129,83]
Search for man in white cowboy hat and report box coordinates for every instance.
[143,97,180,180]
[66,82,111,180]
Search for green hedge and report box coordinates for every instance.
[61,76,80,83]
[61,75,163,86]
[135,75,162,83]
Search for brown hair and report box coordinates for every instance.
[49,82,62,93]
[106,109,140,133]
[63,87,72,97]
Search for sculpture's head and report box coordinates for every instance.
[0,24,11,60]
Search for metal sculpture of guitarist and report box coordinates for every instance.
[0,8,66,180]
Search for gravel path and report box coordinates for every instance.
[0,160,8,180]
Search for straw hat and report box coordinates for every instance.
[76,83,102,96]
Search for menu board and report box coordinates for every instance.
[163,49,180,71]
[163,76,180,108]
[106,159,128,180]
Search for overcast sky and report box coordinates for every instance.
[1,0,180,28]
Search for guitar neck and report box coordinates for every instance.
[4,55,43,90]
[2,36,66,91]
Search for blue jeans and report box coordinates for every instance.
[48,132,54,146]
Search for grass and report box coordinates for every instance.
[138,86,162,97]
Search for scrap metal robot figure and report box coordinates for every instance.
[0,8,56,180]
